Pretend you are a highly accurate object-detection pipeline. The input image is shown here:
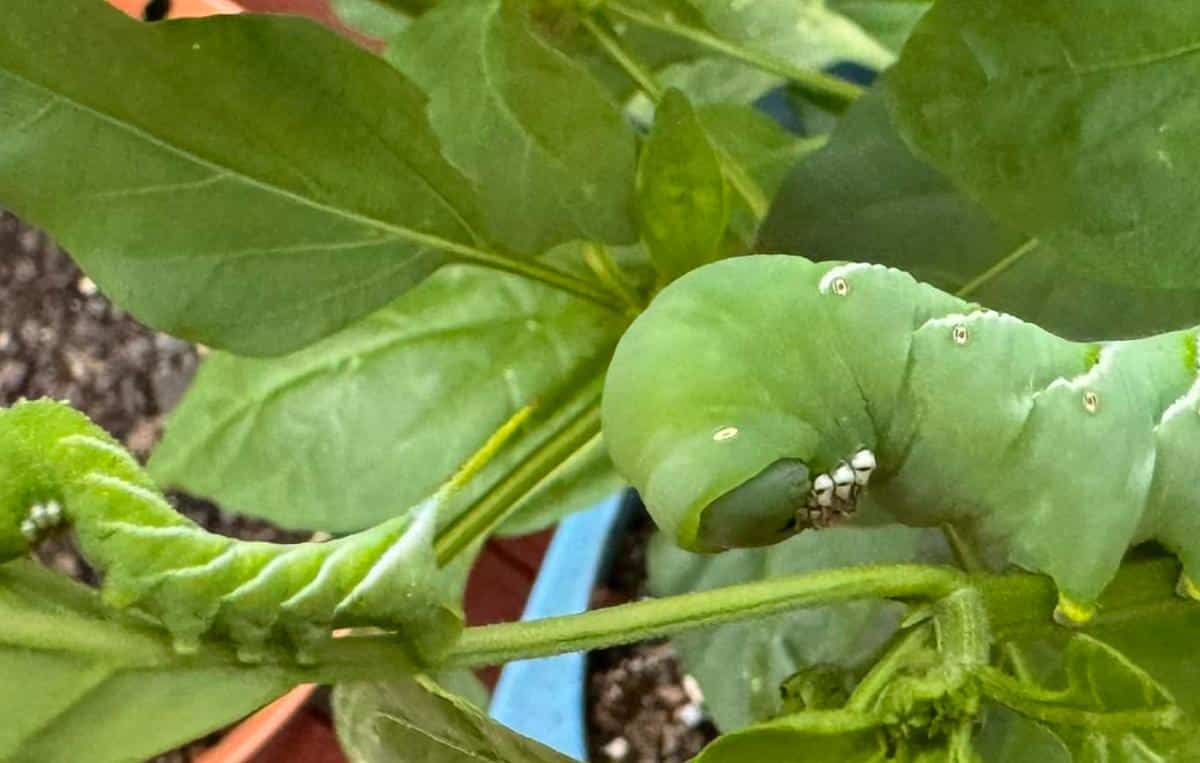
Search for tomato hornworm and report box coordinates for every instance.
[603,255,1200,625]
[0,399,520,661]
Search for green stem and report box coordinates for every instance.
[846,622,933,711]
[438,564,965,668]
[604,0,863,112]
[977,665,1182,731]
[433,397,604,564]
[583,242,645,313]
[448,243,624,311]
[955,238,1039,298]
[582,10,770,221]
[581,16,662,100]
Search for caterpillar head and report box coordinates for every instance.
[602,256,873,553]
[0,400,95,561]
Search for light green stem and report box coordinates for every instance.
[604,0,863,111]
[437,564,965,668]
[955,237,1039,298]
[582,10,769,221]
[433,397,604,564]
[581,16,662,100]
[583,242,645,313]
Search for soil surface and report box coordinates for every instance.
[587,508,719,762]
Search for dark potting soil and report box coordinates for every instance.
[587,507,719,762]
[0,211,315,761]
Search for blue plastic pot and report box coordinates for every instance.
[488,491,632,759]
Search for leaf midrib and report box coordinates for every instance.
[0,65,487,263]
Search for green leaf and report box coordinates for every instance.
[889,0,1200,299]
[691,708,889,763]
[697,104,825,249]
[975,706,1072,763]
[0,2,499,356]
[0,560,303,763]
[759,86,1200,340]
[827,1,930,53]
[334,677,575,762]
[387,0,638,255]
[149,265,626,532]
[647,523,949,731]
[329,0,416,39]
[679,0,898,72]
[637,89,728,283]
[979,634,1185,760]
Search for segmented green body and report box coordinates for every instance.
[602,255,1200,622]
[0,400,466,660]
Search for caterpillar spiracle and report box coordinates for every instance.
[602,255,1200,626]
[0,399,524,661]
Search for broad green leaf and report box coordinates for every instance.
[637,89,728,283]
[0,560,303,763]
[330,0,416,39]
[827,1,930,53]
[0,2,494,356]
[334,677,574,763]
[387,0,638,254]
[150,265,626,532]
[647,524,949,731]
[759,87,1200,340]
[889,0,1200,298]
[692,709,889,763]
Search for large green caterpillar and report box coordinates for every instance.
[602,255,1200,625]
[0,400,513,661]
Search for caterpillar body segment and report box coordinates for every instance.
[602,255,1200,622]
[0,400,471,660]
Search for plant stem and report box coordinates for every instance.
[846,622,932,711]
[581,16,662,101]
[604,0,863,112]
[433,397,604,564]
[437,564,965,668]
[582,11,769,221]
[583,242,645,313]
[444,241,624,311]
[955,238,1040,298]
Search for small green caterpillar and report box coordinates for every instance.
[0,400,518,660]
[602,255,1200,625]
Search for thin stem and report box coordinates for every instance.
[942,523,984,573]
[583,242,645,313]
[955,238,1039,298]
[434,398,603,564]
[604,0,863,111]
[447,242,624,311]
[438,564,965,668]
[846,623,932,711]
[581,16,662,101]
[583,11,770,222]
